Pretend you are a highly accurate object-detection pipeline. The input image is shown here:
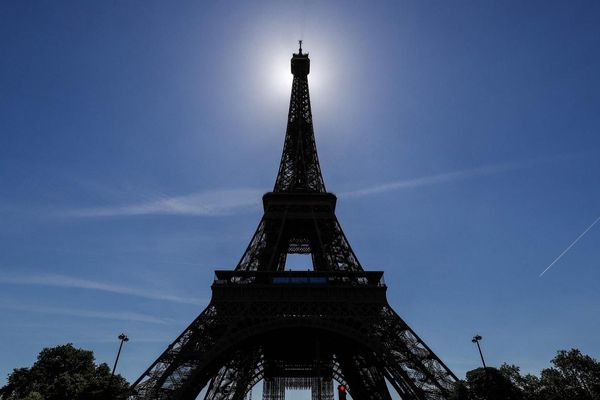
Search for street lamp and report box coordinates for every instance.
[111,333,130,377]
[471,334,486,368]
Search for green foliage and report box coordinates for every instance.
[0,344,129,400]
[499,363,543,400]
[455,349,600,400]
[466,367,523,400]
[449,381,470,400]
[21,394,43,400]
[538,349,600,400]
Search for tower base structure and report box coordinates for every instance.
[131,271,456,400]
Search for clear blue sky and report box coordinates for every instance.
[1,0,599,396]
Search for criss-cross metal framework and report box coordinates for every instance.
[130,45,457,400]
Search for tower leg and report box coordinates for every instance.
[373,306,456,399]
[262,378,285,400]
[204,349,261,400]
[336,352,392,400]
[311,379,333,400]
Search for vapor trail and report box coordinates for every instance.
[539,215,600,277]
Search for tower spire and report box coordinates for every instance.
[273,44,326,192]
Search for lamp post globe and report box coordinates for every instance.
[471,334,486,368]
[111,333,130,377]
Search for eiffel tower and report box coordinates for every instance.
[130,43,457,400]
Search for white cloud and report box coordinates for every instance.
[0,273,206,305]
[338,159,553,199]
[68,188,263,218]
[0,303,168,324]
[64,155,577,217]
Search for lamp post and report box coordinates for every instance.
[471,334,486,368]
[111,333,129,377]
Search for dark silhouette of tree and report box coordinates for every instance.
[449,381,471,400]
[499,363,543,400]
[454,349,600,400]
[0,344,129,400]
[538,349,600,400]
[465,367,523,400]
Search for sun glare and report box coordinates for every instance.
[240,41,344,141]
[261,48,336,110]
[267,54,294,99]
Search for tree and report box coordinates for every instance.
[0,344,129,400]
[499,363,542,400]
[497,349,600,400]
[449,380,471,400]
[466,367,523,400]
[21,394,43,400]
[537,349,600,400]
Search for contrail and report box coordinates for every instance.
[540,215,600,277]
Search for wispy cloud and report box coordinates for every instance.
[68,188,263,218]
[0,273,206,305]
[338,159,549,199]
[539,215,600,277]
[0,303,168,324]
[76,335,174,344]
[65,155,577,217]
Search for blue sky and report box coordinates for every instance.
[1,0,599,397]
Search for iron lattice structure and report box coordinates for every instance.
[130,45,457,400]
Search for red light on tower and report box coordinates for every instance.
[338,384,347,400]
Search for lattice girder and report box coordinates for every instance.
[202,348,262,400]
[274,71,325,193]
[130,274,456,400]
[235,193,362,272]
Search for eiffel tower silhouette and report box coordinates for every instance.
[130,43,457,400]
